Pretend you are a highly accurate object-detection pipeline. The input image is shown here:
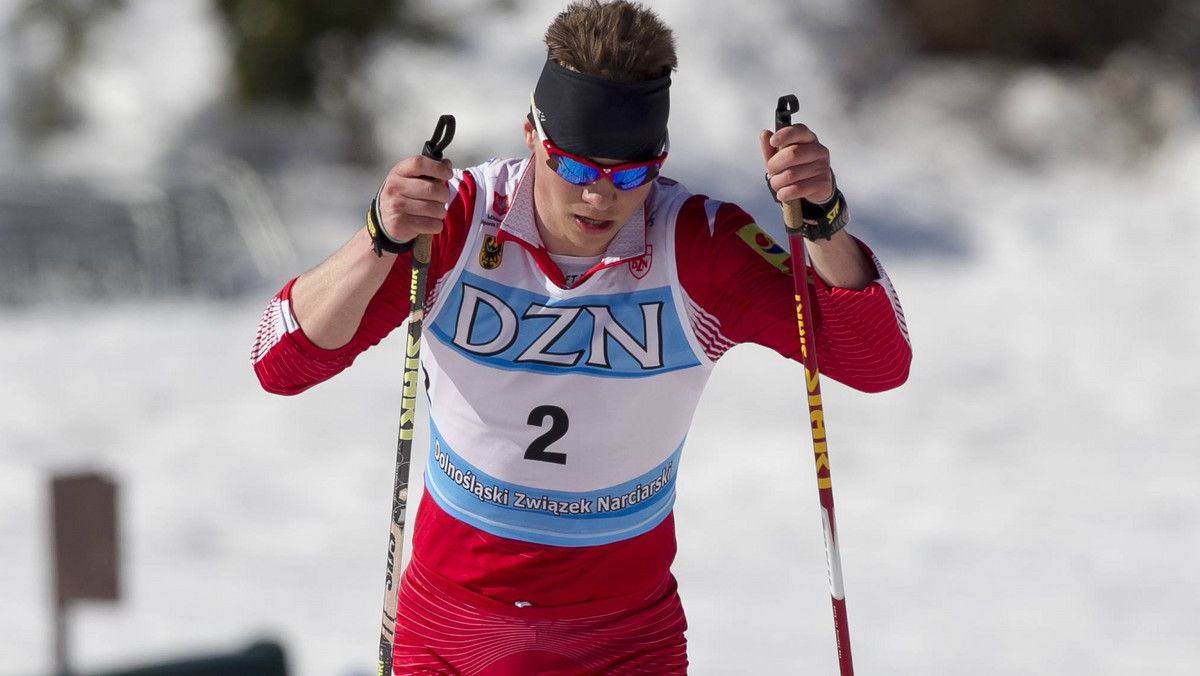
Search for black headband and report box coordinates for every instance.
[530,59,670,162]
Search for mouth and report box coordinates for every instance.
[574,214,613,231]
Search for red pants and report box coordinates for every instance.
[392,558,689,675]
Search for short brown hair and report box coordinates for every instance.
[544,0,677,82]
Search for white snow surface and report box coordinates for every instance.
[3,0,1199,675]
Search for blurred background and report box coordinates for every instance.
[2,0,1198,674]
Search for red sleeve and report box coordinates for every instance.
[251,170,478,395]
[675,195,911,393]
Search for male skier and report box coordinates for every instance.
[252,1,911,673]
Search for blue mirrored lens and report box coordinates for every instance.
[611,166,650,190]
[555,156,601,186]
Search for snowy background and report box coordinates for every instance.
[2,0,1199,674]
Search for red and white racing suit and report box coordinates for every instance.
[252,157,911,674]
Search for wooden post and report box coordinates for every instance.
[51,472,120,675]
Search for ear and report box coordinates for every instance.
[524,119,537,154]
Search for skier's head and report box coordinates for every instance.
[544,0,677,83]
[527,0,674,163]
[522,1,675,258]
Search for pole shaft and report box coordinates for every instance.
[377,236,431,676]
[786,233,855,676]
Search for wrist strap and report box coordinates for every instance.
[765,171,851,241]
[366,182,415,257]
[799,188,850,241]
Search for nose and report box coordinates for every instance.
[581,176,616,209]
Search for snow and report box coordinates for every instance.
[2,0,1199,674]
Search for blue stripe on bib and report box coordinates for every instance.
[423,418,682,547]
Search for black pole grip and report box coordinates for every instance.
[422,115,456,160]
[412,114,455,264]
[774,95,804,231]
[775,95,799,132]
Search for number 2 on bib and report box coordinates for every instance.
[525,405,569,465]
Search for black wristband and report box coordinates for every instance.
[765,171,851,241]
[366,186,415,257]
[799,188,850,241]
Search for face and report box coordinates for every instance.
[524,120,655,257]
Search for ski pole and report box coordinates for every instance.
[774,94,855,676]
[377,114,455,676]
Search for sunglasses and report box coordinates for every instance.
[531,93,668,191]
